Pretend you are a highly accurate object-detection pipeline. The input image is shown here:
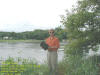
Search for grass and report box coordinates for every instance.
[0,57,48,75]
[0,55,99,75]
[63,55,100,75]
[0,57,66,75]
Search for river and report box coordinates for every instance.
[0,41,66,64]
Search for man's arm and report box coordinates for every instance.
[48,47,58,51]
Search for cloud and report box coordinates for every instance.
[0,0,77,32]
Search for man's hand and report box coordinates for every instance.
[48,46,58,51]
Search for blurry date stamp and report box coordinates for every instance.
[0,62,40,74]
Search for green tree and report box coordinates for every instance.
[62,0,100,56]
[31,29,49,40]
[61,1,100,75]
[55,26,67,41]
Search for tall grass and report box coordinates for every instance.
[63,55,100,75]
[0,55,99,75]
[0,57,48,75]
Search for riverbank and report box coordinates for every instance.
[0,57,66,75]
[0,55,99,75]
[0,40,43,43]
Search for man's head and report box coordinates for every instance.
[48,29,55,37]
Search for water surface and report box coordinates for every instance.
[0,42,65,64]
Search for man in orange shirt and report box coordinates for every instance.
[45,29,60,75]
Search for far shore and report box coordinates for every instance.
[0,39,43,43]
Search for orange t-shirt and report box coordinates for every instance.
[45,36,60,51]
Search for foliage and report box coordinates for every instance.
[0,28,67,41]
[60,0,100,75]
[62,0,100,56]
[55,26,67,41]
[64,55,100,75]
[0,57,48,75]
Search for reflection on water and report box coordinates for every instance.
[0,42,66,64]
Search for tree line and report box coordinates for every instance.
[61,0,100,74]
[0,26,67,41]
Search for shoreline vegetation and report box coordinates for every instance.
[0,55,99,75]
[0,39,66,43]
[0,57,66,75]
[0,40,43,43]
[0,57,48,75]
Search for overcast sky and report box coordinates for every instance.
[0,0,77,32]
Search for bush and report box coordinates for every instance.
[64,55,100,75]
